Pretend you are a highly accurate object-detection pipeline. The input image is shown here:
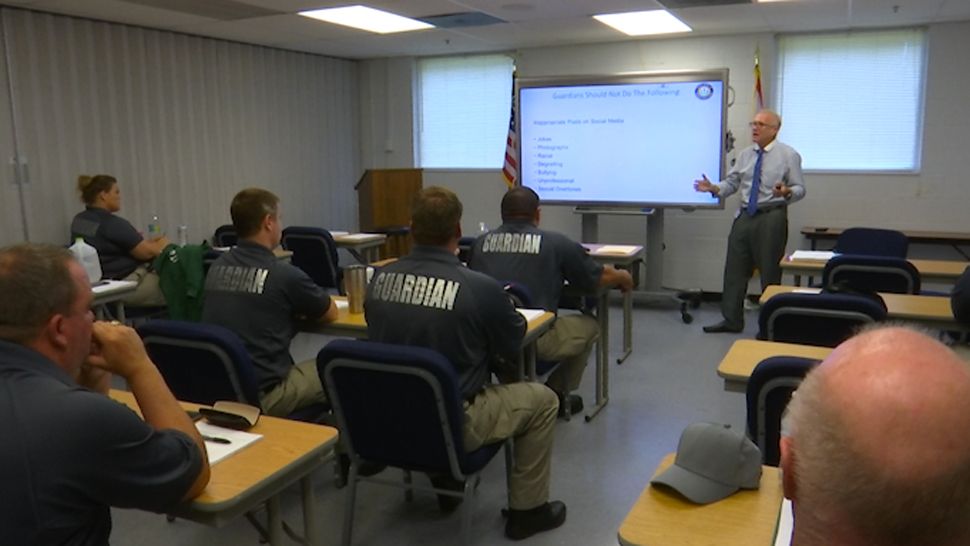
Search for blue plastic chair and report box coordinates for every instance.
[457,235,476,263]
[823,254,921,294]
[212,224,238,247]
[137,319,325,422]
[281,226,341,292]
[318,339,508,546]
[833,227,908,258]
[745,356,819,466]
[758,292,887,348]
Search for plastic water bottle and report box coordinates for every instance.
[69,237,102,284]
[148,215,162,239]
[478,222,489,235]
[177,225,188,246]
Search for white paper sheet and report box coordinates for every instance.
[790,250,836,261]
[339,233,382,241]
[196,422,263,464]
[592,245,640,255]
[516,308,546,322]
[91,280,137,294]
[774,498,794,546]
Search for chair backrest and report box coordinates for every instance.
[137,319,260,406]
[212,224,238,247]
[823,254,921,294]
[502,281,535,308]
[281,226,341,290]
[952,266,970,324]
[457,236,476,264]
[318,339,496,477]
[833,227,908,258]
[758,292,887,347]
[745,356,819,466]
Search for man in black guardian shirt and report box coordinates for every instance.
[366,187,566,540]
[203,188,338,417]
[468,186,633,414]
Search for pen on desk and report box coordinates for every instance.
[203,435,231,445]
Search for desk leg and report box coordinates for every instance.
[267,495,283,545]
[617,290,632,364]
[115,302,126,323]
[301,476,319,545]
[586,292,609,422]
[517,344,538,382]
[526,344,537,382]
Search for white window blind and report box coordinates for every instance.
[416,55,513,168]
[776,29,926,172]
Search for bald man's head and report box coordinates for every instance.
[500,187,540,223]
[783,326,970,545]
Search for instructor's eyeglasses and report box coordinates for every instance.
[749,121,778,129]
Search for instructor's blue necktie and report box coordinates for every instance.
[746,148,765,217]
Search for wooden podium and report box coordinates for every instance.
[355,168,422,259]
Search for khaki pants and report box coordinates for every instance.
[463,382,558,510]
[536,314,599,393]
[122,265,167,307]
[259,359,328,417]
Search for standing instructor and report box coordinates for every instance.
[694,109,805,333]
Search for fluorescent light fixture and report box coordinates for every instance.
[298,5,433,34]
[593,10,691,36]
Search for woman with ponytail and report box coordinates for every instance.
[70,174,169,306]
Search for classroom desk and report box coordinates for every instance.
[305,296,556,380]
[109,390,339,546]
[760,285,968,333]
[801,226,970,259]
[583,243,645,365]
[92,280,137,321]
[332,232,387,264]
[618,453,784,546]
[717,339,832,393]
[780,255,969,286]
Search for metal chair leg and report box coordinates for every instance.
[341,465,359,546]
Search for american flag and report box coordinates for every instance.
[754,46,765,110]
[502,72,518,189]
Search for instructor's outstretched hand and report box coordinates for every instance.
[693,174,718,195]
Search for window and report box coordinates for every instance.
[776,29,926,172]
[416,54,514,168]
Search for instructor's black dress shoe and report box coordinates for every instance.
[505,501,567,540]
[702,321,743,333]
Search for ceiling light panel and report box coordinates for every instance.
[593,9,692,36]
[299,5,434,34]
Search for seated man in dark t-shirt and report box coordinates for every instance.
[366,187,566,540]
[0,243,209,545]
[468,186,633,414]
[202,188,338,417]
